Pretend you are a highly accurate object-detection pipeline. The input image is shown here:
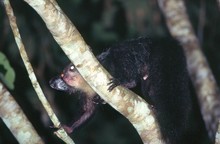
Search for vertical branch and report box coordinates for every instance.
[158,0,220,141]
[3,0,74,143]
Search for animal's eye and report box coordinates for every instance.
[69,65,75,71]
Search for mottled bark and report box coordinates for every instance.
[0,82,44,144]
[158,0,220,141]
[21,0,164,143]
[3,0,74,143]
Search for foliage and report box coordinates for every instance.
[0,52,15,90]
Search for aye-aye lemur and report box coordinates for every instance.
[49,37,211,144]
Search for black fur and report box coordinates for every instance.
[50,37,211,143]
[143,38,211,144]
[101,38,193,143]
[148,39,191,143]
[98,37,150,91]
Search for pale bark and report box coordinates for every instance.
[0,82,44,144]
[21,0,164,143]
[3,0,74,143]
[158,0,220,141]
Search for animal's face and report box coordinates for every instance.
[49,75,69,91]
[49,64,81,94]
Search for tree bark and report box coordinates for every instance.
[158,0,220,141]
[0,82,44,144]
[21,0,164,143]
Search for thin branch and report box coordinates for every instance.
[0,82,44,144]
[158,0,220,141]
[22,0,163,143]
[3,0,74,143]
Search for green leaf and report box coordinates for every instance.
[0,52,16,90]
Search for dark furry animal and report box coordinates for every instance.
[49,37,211,144]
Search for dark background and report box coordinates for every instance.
[0,0,220,143]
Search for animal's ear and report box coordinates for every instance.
[49,76,69,91]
